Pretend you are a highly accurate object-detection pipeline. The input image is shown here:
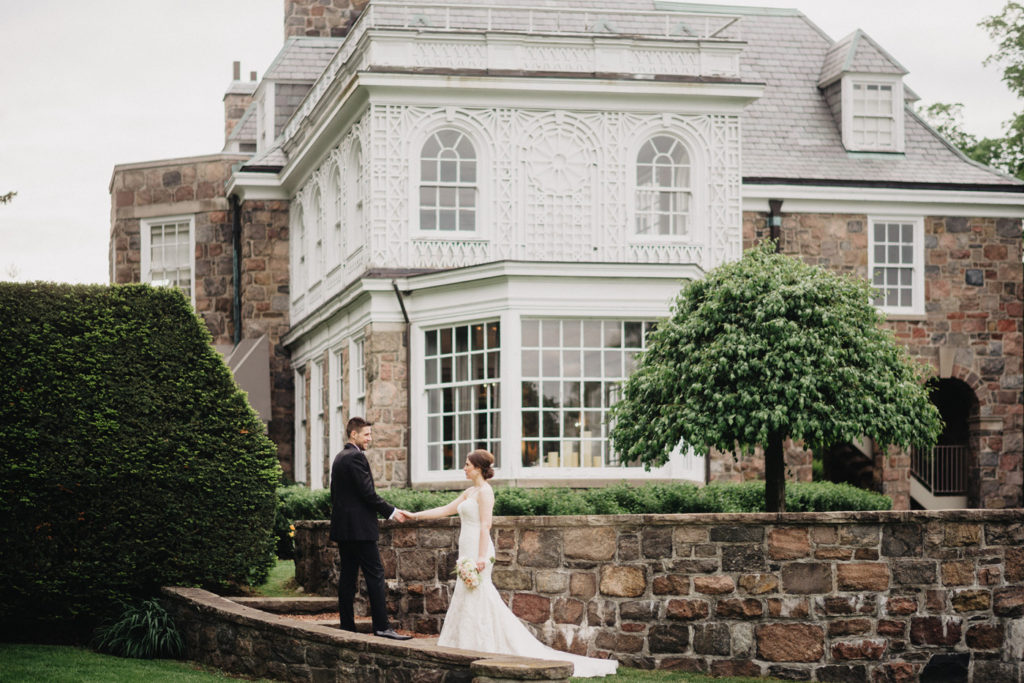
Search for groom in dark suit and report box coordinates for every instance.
[330,416,412,640]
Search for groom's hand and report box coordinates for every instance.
[393,509,409,522]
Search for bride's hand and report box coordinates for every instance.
[475,558,487,573]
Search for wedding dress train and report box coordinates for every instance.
[436,497,618,678]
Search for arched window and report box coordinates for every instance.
[419,129,477,232]
[635,135,690,237]
[311,187,324,284]
[347,142,364,254]
[330,166,343,266]
[291,203,305,296]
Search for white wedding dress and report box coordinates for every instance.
[437,496,618,678]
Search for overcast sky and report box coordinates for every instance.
[0,0,1017,285]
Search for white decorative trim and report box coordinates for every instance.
[139,214,196,307]
[742,184,1024,217]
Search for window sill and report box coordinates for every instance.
[880,312,927,322]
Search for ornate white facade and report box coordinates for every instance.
[291,105,744,321]
[231,1,761,487]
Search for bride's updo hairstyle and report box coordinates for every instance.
[467,449,495,479]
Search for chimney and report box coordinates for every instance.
[223,61,257,143]
[283,0,368,39]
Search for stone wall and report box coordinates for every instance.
[161,586,575,682]
[295,509,1024,681]
[110,155,247,341]
[283,0,367,39]
[743,210,1023,509]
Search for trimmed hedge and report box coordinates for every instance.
[277,479,890,531]
[0,283,280,640]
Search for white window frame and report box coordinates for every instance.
[347,142,364,257]
[309,359,325,490]
[410,122,489,241]
[310,187,324,289]
[409,311,698,486]
[328,164,343,276]
[350,336,366,418]
[290,203,306,301]
[329,346,345,457]
[139,214,195,305]
[868,215,924,316]
[294,367,308,484]
[842,75,905,153]
[634,134,693,238]
[422,320,502,476]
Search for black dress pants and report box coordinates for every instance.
[336,539,389,633]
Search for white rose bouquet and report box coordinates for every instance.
[454,557,494,589]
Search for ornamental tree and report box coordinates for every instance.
[609,242,942,512]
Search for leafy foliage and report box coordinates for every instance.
[91,599,183,659]
[608,244,941,509]
[0,283,280,640]
[276,481,889,520]
[920,102,1024,179]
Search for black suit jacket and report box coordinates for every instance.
[329,443,396,542]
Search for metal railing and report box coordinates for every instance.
[365,2,741,40]
[911,444,967,495]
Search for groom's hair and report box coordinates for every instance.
[346,416,372,439]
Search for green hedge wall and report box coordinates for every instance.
[0,283,281,640]
[277,479,890,535]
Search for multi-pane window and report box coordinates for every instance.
[292,205,306,295]
[348,143,364,255]
[142,218,193,301]
[310,360,325,489]
[851,83,895,150]
[636,135,690,236]
[294,367,307,484]
[329,348,344,456]
[424,322,500,473]
[419,129,477,232]
[311,189,324,284]
[331,167,343,267]
[351,338,366,419]
[869,218,922,313]
[521,319,654,468]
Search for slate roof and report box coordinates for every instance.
[818,29,907,87]
[264,37,344,81]
[226,104,257,147]
[658,2,1020,187]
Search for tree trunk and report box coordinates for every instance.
[765,433,786,513]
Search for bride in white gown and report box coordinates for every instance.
[408,450,617,678]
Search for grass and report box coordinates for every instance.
[249,559,305,598]
[0,644,274,682]
[0,644,777,682]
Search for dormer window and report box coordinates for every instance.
[844,77,903,152]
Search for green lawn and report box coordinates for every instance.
[0,644,775,682]
[250,559,305,598]
[0,644,274,682]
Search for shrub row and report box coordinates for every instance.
[0,283,280,641]
[277,479,891,545]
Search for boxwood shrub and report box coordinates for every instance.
[276,479,890,532]
[0,283,280,641]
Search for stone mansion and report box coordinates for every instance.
[109,0,1023,510]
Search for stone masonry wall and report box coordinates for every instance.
[743,211,1023,509]
[296,509,1024,681]
[110,155,247,341]
[161,586,574,682]
[283,0,368,39]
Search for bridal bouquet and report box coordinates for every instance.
[454,557,494,589]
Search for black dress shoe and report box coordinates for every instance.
[375,629,413,640]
